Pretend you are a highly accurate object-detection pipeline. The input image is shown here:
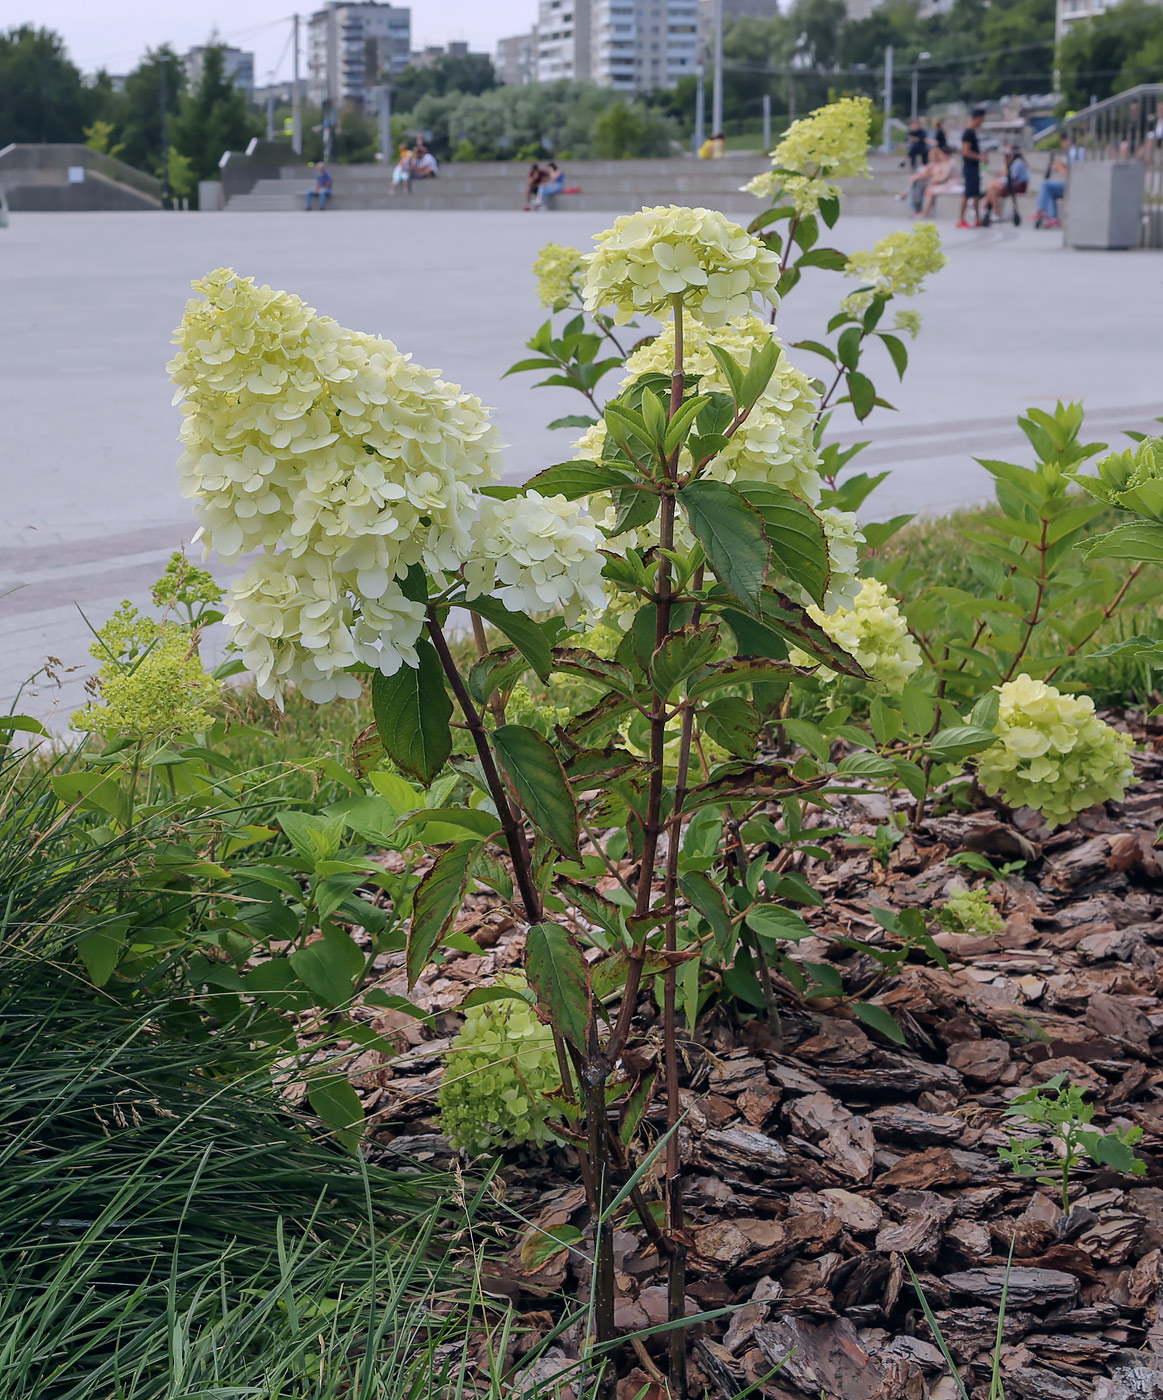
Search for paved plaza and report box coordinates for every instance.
[2,208,1161,723]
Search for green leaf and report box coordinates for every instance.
[853,1002,907,1045]
[679,480,770,614]
[76,919,128,986]
[0,714,48,736]
[928,724,997,760]
[900,684,936,737]
[818,193,841,228]
[463,597,552,681]
[649,623,720,698]
[525,460,634,499]
[739,337,781,410]
[701,695,760,759]
[878,332,909,380]
[1080,521,1163,565]
[737,483,830,607]
[468,647,528,706]
[244,959,316,1013]
[289,928,363,1008]
[745,903,813,942]
[547,414,599,431]
[836,751,896,779]
[680,872,734,956]
[493,724,580,860]
[706,342,746,401]
[406,839,482,986]
[51,771,129,825]
[526,921,591,1050]
[278,811,345,868]
[397,806,504,844]
[846,370,876,421]
[307,1074,364,1152]
[796,246,848,270]
[790,338,837,365]
[837,326,863,370]
[371,638,453,785]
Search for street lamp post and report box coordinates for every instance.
[911,51,931,123]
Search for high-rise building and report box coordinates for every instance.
[587,0,700,91]
[183,45,256,101]
[537,0,592,81]
[496,29,540,85]
[307,2,412,109]
[1055,0,1161,40]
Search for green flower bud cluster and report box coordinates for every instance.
[438,982,562,1154]
[533,242,584,311]
[1086,437,1163,520]
[977,674,1135,830]
[937,887,1005,939]
[72,604,220,742]
[151,549,225,612]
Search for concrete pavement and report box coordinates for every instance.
[2,208,1160,725]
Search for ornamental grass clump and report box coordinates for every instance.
[438,984,562,1153]
[977,674,1134,829]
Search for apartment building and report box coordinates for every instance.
[307,2,412,109]
[183,45,255,101]
[1055,0,1161,40]
[592,0,699,91]
[496,30,540,85]
[537,0,592,81]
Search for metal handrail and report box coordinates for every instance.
[1060,84,1162,248]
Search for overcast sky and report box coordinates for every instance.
[13,1,534,79]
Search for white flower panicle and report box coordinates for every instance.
[844,222,946,299]
[169,268,502,704]
[465,491,608,627]
[799,577,922,691]
[816,508,864,614]
[582,206,782,327]
[977,675,1135,830]
[745,96,873,216]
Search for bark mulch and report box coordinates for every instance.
[341,717,1163,1400]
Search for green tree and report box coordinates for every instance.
[332,103,379,162]
[0,26,87,144]
[789,0,849,70]
[592,99,672,158]
[117,46,186,175]
[390,52,497,112]
[1058,0,1163,106]
[171,44,259,185]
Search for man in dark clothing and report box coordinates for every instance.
[906,120,928,168]
[958,108,987,228]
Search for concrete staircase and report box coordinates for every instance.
[224,154,909,216]
[0,144,161,211]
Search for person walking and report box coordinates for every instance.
[957,108,987,228]
[305,161,332,210]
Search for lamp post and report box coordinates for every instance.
[911,50,930,123]
[711,0,723,138]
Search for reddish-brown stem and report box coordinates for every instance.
[427,611,543,924]
[1046,563,1144,682]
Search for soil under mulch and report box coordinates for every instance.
[341,712,1163,1400]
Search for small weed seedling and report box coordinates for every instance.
[999,1073,1146,1213]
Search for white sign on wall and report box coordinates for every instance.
[67,166,85,184]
